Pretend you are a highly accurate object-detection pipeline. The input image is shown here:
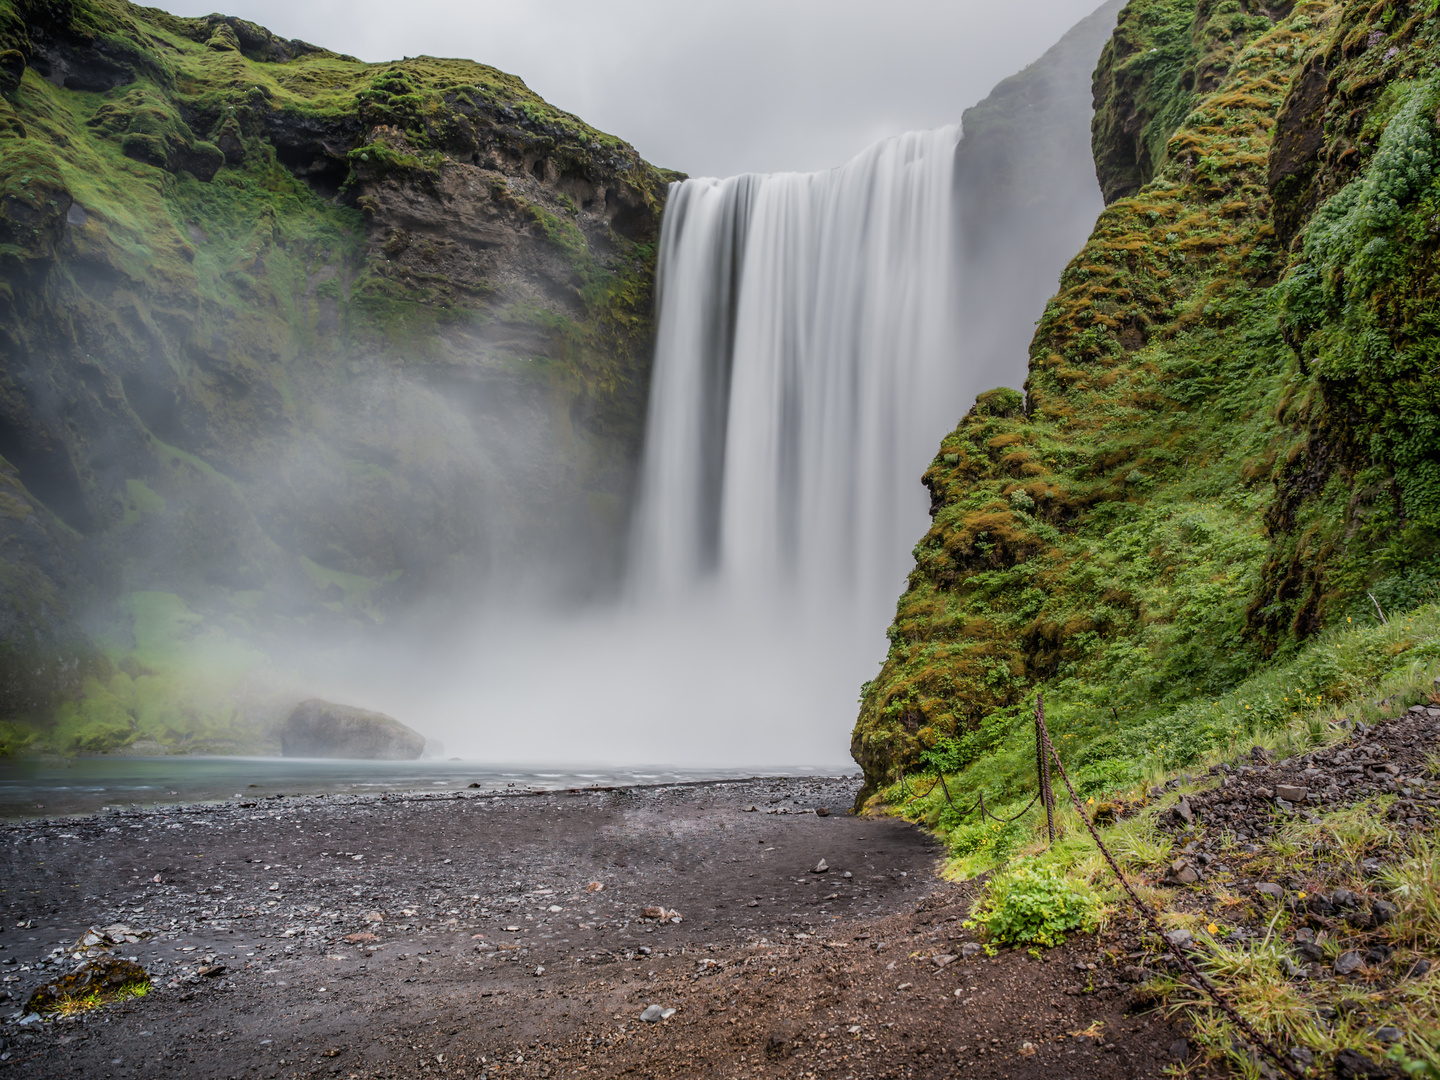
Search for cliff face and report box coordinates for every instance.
[0,0,675,754]
[955,0,1124,394]
[853,0,1440,801]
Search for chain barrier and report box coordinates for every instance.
[1032,693,1305,1080]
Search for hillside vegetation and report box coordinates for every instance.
[854,0,1440,805]
[0,0,674,755]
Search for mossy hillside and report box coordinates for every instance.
[1254,5,1440,647]
[0,0,675,754]
[1091,0,1293,203]
[857,0,1440,855]
[854,0,1329,799]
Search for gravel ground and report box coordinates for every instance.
[0,774,1182,1079]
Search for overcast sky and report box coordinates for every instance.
[173,0,1105,177]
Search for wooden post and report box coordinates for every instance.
[1036,693,1056,844]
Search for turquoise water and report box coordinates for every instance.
[0,757,847,819]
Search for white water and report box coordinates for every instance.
[292,128,976,768]
[632,126,965,611]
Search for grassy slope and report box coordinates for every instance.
[853,0,1440,809]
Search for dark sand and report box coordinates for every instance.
[0,775,1180,1078]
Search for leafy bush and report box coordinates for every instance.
[966,865,1100,948]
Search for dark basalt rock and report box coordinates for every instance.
[280,699,425,760]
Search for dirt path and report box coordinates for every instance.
[0,776,1182,1078]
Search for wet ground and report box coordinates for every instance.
[0,775,1181,1079]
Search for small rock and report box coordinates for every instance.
[1374,1027,1402,1045]
[743,805,759,813]
[1290,1046,1314,1067]
[1164,928,1194,951]
[641,906,669,920]
[843,871,852,879]
[364,911,383,923]
[1173,797,1194,825]
[1169,1039,1190,1062]
[961,943,982,959]
[812,859,828,874]
[1334,951,1365,975]
[1372,899,1398,925]
[815,808,830,817]
[1406,958,1431,979]
[1335,1048,1390,1079]
[1167,859,1199,885]
[1275,784,1308,803]
[639,1004,668,1023]
[197,964,225,978]
[932,954,956,968]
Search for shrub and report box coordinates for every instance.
[966,865,1100,948]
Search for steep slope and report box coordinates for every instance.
[0,0,675,753]
[854,0,1440,804]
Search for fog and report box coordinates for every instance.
[171,0,1105,177]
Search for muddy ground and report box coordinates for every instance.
[0,775,1183,1079]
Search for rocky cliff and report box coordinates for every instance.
[854,0,1440,802]
[0,0,676,754]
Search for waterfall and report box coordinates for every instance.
[631,126,965,609]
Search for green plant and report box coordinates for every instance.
[965,865,1100,948]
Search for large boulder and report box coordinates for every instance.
[279,699,425,760]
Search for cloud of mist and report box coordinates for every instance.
[291,590,880,769]
[167,0,1104,177]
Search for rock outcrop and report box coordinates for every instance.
[279,699,425,760]
[0,0,676,753]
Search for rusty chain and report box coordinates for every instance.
[1033,693,1305,1080]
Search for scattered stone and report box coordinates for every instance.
[1172,797,1194,826]
[1335,951,1365,975]
[1374,1027,1402,1045]
[812,859,828,874]
[344,933,378,944]
[1169,1039,1190,1062]
[364,911,384,923]
[1372,900,1398,925]
[1289,1046,1314,1067]
[587,882,605,893]
[639,1004,671,1023]
[1275,784,1308,803]
[961,943,982,960]
[196,964,225,978]
[932,954,956,968]
[1256,883,1284,899]
[815,807,830,817]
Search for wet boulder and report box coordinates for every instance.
[280,699,425,760]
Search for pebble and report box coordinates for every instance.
[639,1004,674,1023]
[812,860,828,874]
[1335,951,1365,975]
[1164,928,1194,951]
